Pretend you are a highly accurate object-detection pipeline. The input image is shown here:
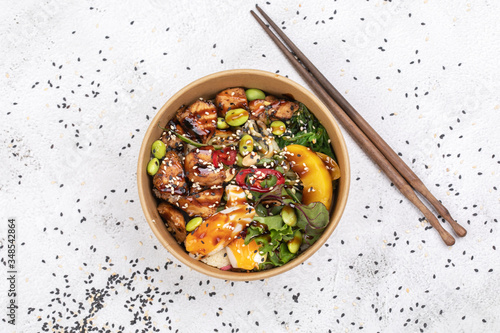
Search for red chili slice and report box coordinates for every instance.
[235,168,285,193]
[212,147,237,168]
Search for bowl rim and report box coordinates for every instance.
[137,69,350,281]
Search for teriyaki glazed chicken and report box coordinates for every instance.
[147,87,341,271]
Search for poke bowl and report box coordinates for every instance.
[137,69,350,281]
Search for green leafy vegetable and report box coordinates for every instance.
[275,103,336,159]
[175,132,232,150]
[244,225,266,244]
[285,188,300,203]
[255,204,267,217]
[251,201,329,268]
[294,201,330,246]
[253,216,283,230]
[269,204,284,216]
[278,243,296,264]
[259,175,278,188]
[157,123,234,150]
[247,214,296,268]
[244,179,330,268]
[262,243,296,267]
[253,235,275,254]
[270,225,294,243]
[248,190,264,202]
[255,184,286,206]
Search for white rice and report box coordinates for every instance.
[200,248,230,268]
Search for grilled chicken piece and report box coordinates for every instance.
[184,147,225,187]
[177,187,223,219]
[207,129,239,146]
[268,100,298,121]
[248,99,269,123]
[176,100,217,143]
[153,188,181,203]
[215,87,248,116]
[184,205,256,257]
[160,121,185,151]
[157,202,186,243]
[265,95,278,103]
[152,151,188,203]
[249,97,298,123]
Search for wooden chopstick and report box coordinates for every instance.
[254,6,466,238]
[251,7,465,245]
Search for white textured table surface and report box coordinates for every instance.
[1,1,499,332]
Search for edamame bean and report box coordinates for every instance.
[281,205,297,227]
[217,117,229,129]
[239,134,254,156]
[186,217,203,232]
[287,230,302,254]
[151,140,166,159]
[245,88,266,101]
[147,158,160,176]
[270,121,286,136]
[225,108,249,127]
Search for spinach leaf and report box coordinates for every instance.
[275,103,336,160]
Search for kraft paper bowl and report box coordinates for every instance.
[138,69,350,281]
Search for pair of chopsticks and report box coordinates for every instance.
[251,5,466,246]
